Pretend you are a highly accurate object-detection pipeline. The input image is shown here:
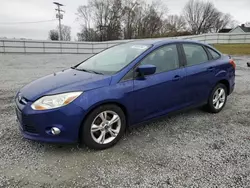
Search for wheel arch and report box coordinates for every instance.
[78,101,129,141]
[217,79,230,95]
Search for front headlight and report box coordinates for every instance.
[31,92,82,110]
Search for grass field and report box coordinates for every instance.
[213,44,250,55]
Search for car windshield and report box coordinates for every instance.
[75,43,151,75]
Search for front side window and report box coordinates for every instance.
[140,44,179,74]
[183,44,209,66]
[75,43,151,75]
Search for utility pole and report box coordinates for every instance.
[53,2,64,41]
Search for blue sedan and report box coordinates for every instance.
[15,39,235,149]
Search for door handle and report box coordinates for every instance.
[207,67,215,72]
[172,75,181,81]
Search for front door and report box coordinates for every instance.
[132,44,187,123]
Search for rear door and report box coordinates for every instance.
[181,43,218,106]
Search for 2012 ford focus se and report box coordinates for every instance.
[15,39,235,150]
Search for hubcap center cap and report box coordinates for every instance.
[103,122,110,130]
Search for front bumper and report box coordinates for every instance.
[15,97,86,143]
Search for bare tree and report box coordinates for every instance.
[134,0,166,38]
[122,0,141,39]
[77,5,96,41]
[90,0,120,41]
[77,5,92,30]
[78,0,123,41]
[58,25,71,41]
[77,28,99,41]
[213,13,235,32]
[76,0,239,40]
[48,30,59,40]
[105,0,123,40]
[140,3,164,37]
[76,0,170,40]
[183,0,222,34]
[76,0,168,40]
[161,15,186,34]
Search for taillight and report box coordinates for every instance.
[229,59,236,69]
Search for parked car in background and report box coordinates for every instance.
[15,39,236,150]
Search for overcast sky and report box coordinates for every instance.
[0,0,249,40]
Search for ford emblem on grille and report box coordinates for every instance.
[18,94,22,102]
[17,93,27,105]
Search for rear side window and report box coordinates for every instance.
[207,48,221,59]
[183,44,209,66]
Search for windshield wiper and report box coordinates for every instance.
[89,70,104,75]
[73,67,103,75]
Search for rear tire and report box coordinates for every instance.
[206,83,227,113]
[80,104,126,150]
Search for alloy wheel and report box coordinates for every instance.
[90,111,121,144]
[213,87,226,110]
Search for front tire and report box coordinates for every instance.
[80,104,126,150]
[207,83,227,113]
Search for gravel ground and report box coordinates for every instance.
[0,54,250,188]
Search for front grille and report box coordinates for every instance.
[23,124,38,134]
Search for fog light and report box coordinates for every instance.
[51,127,61,135]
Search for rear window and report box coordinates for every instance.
[207,48,221,59]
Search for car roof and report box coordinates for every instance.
[129,38,207,46]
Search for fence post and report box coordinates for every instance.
[3,40,5,53]
[92,42,94,54]
[228,34,231,44]
[43,42,45,53]
[23,41,26,53]
[60,42,62,54]
[77,43,79,54]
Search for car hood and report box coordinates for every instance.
[20,69,112,101]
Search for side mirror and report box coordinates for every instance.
[136,64,156,77]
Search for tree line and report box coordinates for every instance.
[49,0,236,41]
[49,25,71,41]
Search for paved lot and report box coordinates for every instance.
[0,54,250,188]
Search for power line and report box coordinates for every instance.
[0,19,57,25]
